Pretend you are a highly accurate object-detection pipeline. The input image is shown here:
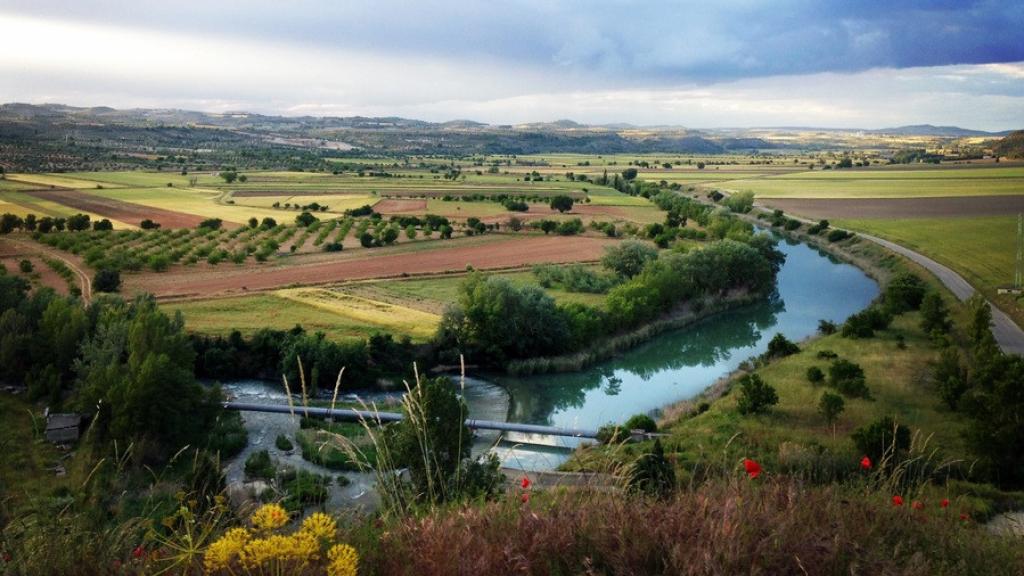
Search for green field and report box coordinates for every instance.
[837,216,1021,328]
[721,167,1024,199]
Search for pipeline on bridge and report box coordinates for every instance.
[223,401,601,439]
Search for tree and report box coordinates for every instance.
[919,291,951,335]
[219,171,238,183]
[295,212,319,227]
[18,259,32,273]
[723,191,754,213]
[696,162,705,169]
[260,217,277,230]
[93,269,122,293]
[140,219,161,230]
[736,373,778,415]
[884,273,927,313]
[359,232,376,248]
[66,213,91,232]
[381,227,399,245]
[549,195,574,213]
[198,218,223,230]
[621,168,638,181]
[966,294,993,349]
[539,220,558,235]
[601,241,658,279]
[0,213,23,234]
[248,217,259,229]
[819,391,845,437]
[934,347,967,409]
[23,214,36,231]
[92,219,113,231]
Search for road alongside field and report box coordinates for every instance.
[860,233,1024,355]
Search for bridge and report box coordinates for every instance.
[223,401,602,439]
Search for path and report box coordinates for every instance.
[1,238,92,303]
[858,233,1024,355]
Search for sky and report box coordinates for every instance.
[1,0,1023,130]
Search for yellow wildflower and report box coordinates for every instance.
[289,530,319,563]
[203,528,250,572]
[300,512,337,542]
[239,534,293,569]
[250,503,289,532]
[326,543,359,576]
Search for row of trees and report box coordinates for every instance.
[436,233,784,366]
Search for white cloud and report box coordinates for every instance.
[1,12,1022,130]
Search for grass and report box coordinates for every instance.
[7,173,132,189]
[837,216,1022,328]
[722,166,1024,198]
[0,394,71,514]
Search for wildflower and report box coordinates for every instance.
[960,513,970,521]
[892,495,904,507]
[301,512,337,542]
[132,546,145,560]
[239,534,295,569]
[860,456,872,470]
[327,543,359,576]
[521,476,531,489]
[251,503,289,532]
[743,458,762,479]
[521,492,530,504]
[940,498,950,509]
[204,528,250,572]
[912,501,924,511]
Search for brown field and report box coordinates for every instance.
[762,195,1024,220]
[373,199,428,214]
[24,188,213,228]
[0,243,70,295]
[127,234,617,299]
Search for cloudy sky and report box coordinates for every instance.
[1,0,1023,130]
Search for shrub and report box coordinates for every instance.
[829,359,871,399]
[282,469,330,509]
[764,333,799,359]
[816,350,838,359]
[323,242,344,252]
[626,439,675,497]
[920,291,952,334]
[807,219,830,234]
[842,306,892,338]
[827,229,852,242]
[818,319,838,335]
[18,259,32,273]
[852,416,911,464]
[198,218,223,230]
[934,348,968,409]
[806,366,825,384]
[601,241,658,279]
[736,373,778,415]
[275,434,294,451]
[244,449,276,479]
[624,414,657,433]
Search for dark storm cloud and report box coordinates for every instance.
[2,0,1022,83]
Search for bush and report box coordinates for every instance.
[829,359,871,399]
[818,319,838,335]
[827,229,852,242]
[764,333,799,359]
[920,291,952,335]
[282,469,330,509]
[323,242,344,252]
[842,306,892,338]
[549,195,575,213]
[807,219,830,234]
[736,373,778,415]
[244,449,276,480]
[198,218,223,230]
[601,241,658,279]
[806,366,825,384]
[624,413,658,433]
[626,439,675,497]
[852,416,911,464]
[18,259,32,273]
[819,391,845,427]
[93,269,121,292]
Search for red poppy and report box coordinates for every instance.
[912,501,924,510]
[892,495,904,507]
[860,456,872,470]
[959,513,970,522]
[520,476,531,489]
[520,493,530,503]
[743,458,762,479]
[940,498,950,509]
[132,546,145,560]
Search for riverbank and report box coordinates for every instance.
[505,289,762,375]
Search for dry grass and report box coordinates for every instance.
[275,288,440,339]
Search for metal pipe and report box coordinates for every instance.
[223,401,599,439]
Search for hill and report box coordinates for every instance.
[993,130,1024,158]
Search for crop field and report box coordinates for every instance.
[719,166,1024,199]
[276,287,441,339]
[763,195,1024,220]
[836,216,1021,327]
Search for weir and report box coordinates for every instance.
[223,401,602,439]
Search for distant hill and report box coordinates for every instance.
[868,124,1013,137]
[993,130,1024,158]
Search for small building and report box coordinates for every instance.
[45,413,82,444]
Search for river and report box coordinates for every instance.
[223,232,879,478]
